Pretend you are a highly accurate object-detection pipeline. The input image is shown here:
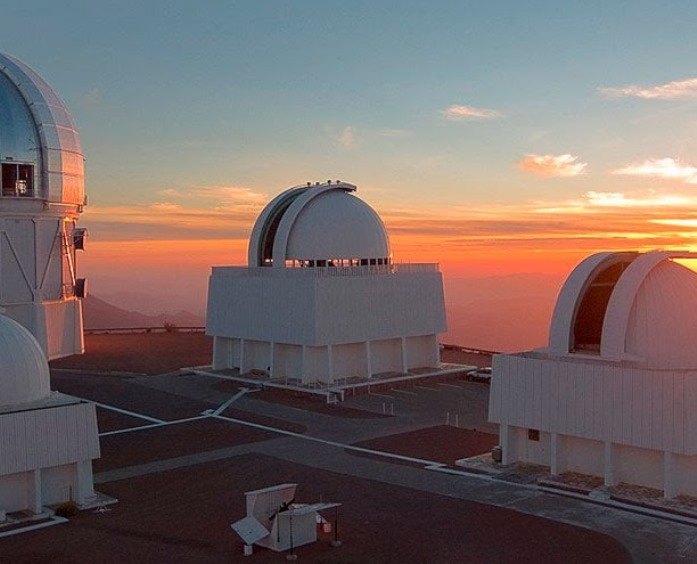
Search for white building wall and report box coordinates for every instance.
[243,340,271,373]
[674,454,697,496]
[490,351,697,496]
[369,338,402,375]
[0,472,30,513]
[405,335,436,369]
[0,212,84,359]
[41,464,76,506]
[312,271,446,344]
[562,436,604,476]
[273,343,303,380]
[522,430,551,466]
[490,353,697,455]
[332,342,367,381]
[616,444,663,490]
[0,401,100,476]
[303,346,328,384]
[206,267,446,347]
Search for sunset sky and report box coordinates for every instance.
[6,2,697,325]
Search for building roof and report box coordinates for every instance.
[548,250,697,368]
[247,181,391,267]
[0,52,84,205]
[0,314,50,407]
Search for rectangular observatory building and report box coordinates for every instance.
[206,181,447,385]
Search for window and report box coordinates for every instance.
[1,163,34,197]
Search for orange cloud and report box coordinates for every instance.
[600,77,697,99]
[78,186,697,309]
[580,191,690,208]
[441,104,501,121]
[613,158,697,183]
[517,154,587,177]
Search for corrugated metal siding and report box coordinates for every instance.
[490,353,697,455]
[0,402,99,475]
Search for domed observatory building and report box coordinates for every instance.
[206,181,447,388]
[0,314,100,519]
[489,250,697,498]
[0,53,87,360]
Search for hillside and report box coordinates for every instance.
[82,295,205,330]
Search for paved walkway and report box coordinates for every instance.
[86,370,697,563]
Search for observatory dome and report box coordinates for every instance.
[248,181,391,267]
[624,260,697,369]
[0,314,50,407]
[548,251,697,368]
[0,53,84,205]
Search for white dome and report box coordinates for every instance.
[0,314,50,407]
[625,260,697,369]
[285,190,390,262]
[548,250,697,368]
[248,182,391,267]
[0,53,84,205]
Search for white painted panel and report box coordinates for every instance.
[621,369,633,445]
[274,343,303,380]
[314,272,446,343]
[332,342,367,380]
[0,472,30,512]
[684,377,697,453]
[674,374,685,454]
[563,435,604,476]
[36,219,62,301]
[674,453,697,497]
[591,367,603,438]
[611,366,623,443]
[0,402,99,475]
[543,363,560,429]
[488,355,505,422]
[405,335,437,369]
[522,430,550,466]
[616,444,663,490]
[303,346,328,383]
[523,361,534,429]
[370,338,402,375]
[1,233,33,302]
[244,341,271,373]
[42,464,74,505]
[651,375,665,451]
[532,359,542,430]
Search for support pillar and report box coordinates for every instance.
[327,345,334,384]
[434,336,441,366]
[30,469,42,514]
[365,341,372,378]
[604,442,616,487]
[664,451,677,499]
[301,345,307,384]
[74,460,91,506]
[500,424,513,466]
[400,337,408,374]
[550,433,560,476]
[239,338,246,374]
[269,341,275,378]
[212,337,232,370]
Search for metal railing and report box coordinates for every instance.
[84,326,206,335]
[212,263,439,278]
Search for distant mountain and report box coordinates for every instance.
[83,272,564,350]
[82,295,205,330]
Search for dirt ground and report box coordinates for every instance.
[50,332,214,375]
